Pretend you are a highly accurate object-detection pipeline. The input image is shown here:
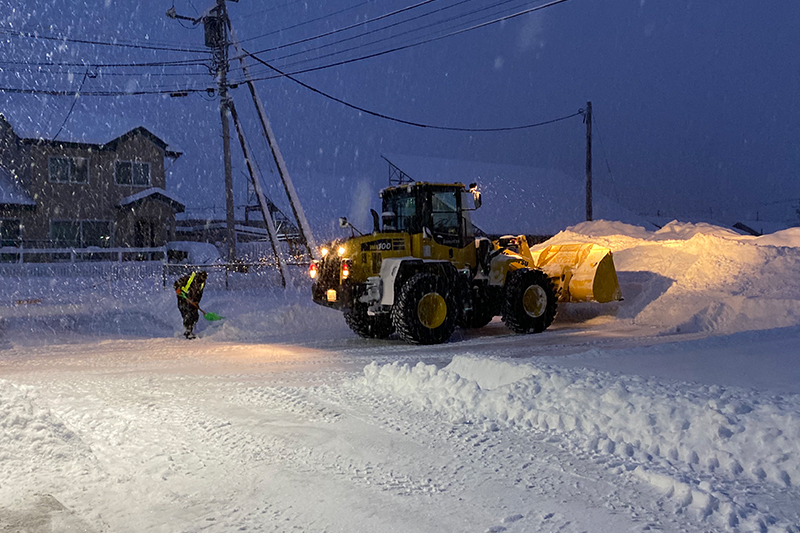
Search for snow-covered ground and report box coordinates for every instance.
[2,220,800,532]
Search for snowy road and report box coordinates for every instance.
[2,319,799,532]
[3,222,800,532]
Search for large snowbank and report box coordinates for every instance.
[546,219,800,335]
[356,355,800,529]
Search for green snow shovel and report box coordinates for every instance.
[181,294,225,321]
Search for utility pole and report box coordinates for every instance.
[205,0,237,262]
[584,101,593,222]
[168,0,312,280]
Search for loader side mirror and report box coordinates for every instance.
[339,217,349,228]
[467,183,481,210]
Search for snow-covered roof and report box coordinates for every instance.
[1,112,181,156]
[117,187,185,213]
[0,165,35,207]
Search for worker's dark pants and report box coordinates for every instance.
[177,299,199,332]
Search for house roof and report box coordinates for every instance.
[117,187,185,213]
[0,165,36,207]
[1,113,181,158]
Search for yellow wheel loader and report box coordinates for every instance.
[309,181,621,344]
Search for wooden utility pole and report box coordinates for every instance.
[585,101,593,222]
[208,0,237,262]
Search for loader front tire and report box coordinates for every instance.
[501,268,557,334]
[392,273,457,344]
[344,304,394,339]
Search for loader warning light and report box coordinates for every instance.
[309,262,318,279]
[341,259,352,279]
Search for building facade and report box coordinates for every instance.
[0,115,184,253]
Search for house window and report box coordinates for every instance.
[115,161,151,186]
[51,220,112,248]
[0,219,22,247]
[49,156,89,183]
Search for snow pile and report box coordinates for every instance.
[543,220,800,334]
[0,267,346,344]
[357,355,800,528]
[0,380,95,503]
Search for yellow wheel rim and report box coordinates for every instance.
[417,292,447,329]
[522,285,547,318]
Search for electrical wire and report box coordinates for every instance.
[237,0,376,44]
[241,49,582,132]
[0,58,208,69]
[0,85,211,97]
[233,0,481,71]
[52,69,89,140]
[239,0,307,19]
[234,0,525,77]
[0,28,209,54]
[230,0,441,61]
[235,0,571,83]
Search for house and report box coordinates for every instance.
[0,114,184,254]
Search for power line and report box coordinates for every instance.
[235,0,571,83]
[239,0,307,19]
[52,69,90,140]
[232,0,483,72]
[0,57,208,69]
[237,0,376,44]
[0,85,211,97]
[0,28,209,54]
[234,0,525,77]
[230,0,441,61]
[242,49,582,132]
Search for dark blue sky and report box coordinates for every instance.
[2,0,798,229]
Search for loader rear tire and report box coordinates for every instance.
[344,304,394,339]
[501,268,557,334]
[392,273,457,344]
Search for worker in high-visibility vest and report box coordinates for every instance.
[174,270,208,339]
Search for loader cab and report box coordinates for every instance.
[380,182,476,251]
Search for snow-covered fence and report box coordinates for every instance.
[0,247,289,291]
[0,246,166,264]
[0,259,164,281]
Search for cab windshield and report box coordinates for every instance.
[382,191,419,233]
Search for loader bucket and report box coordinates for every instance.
[524,242,622,303]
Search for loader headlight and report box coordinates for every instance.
[337,246,346,257]
[320,247,329,258]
